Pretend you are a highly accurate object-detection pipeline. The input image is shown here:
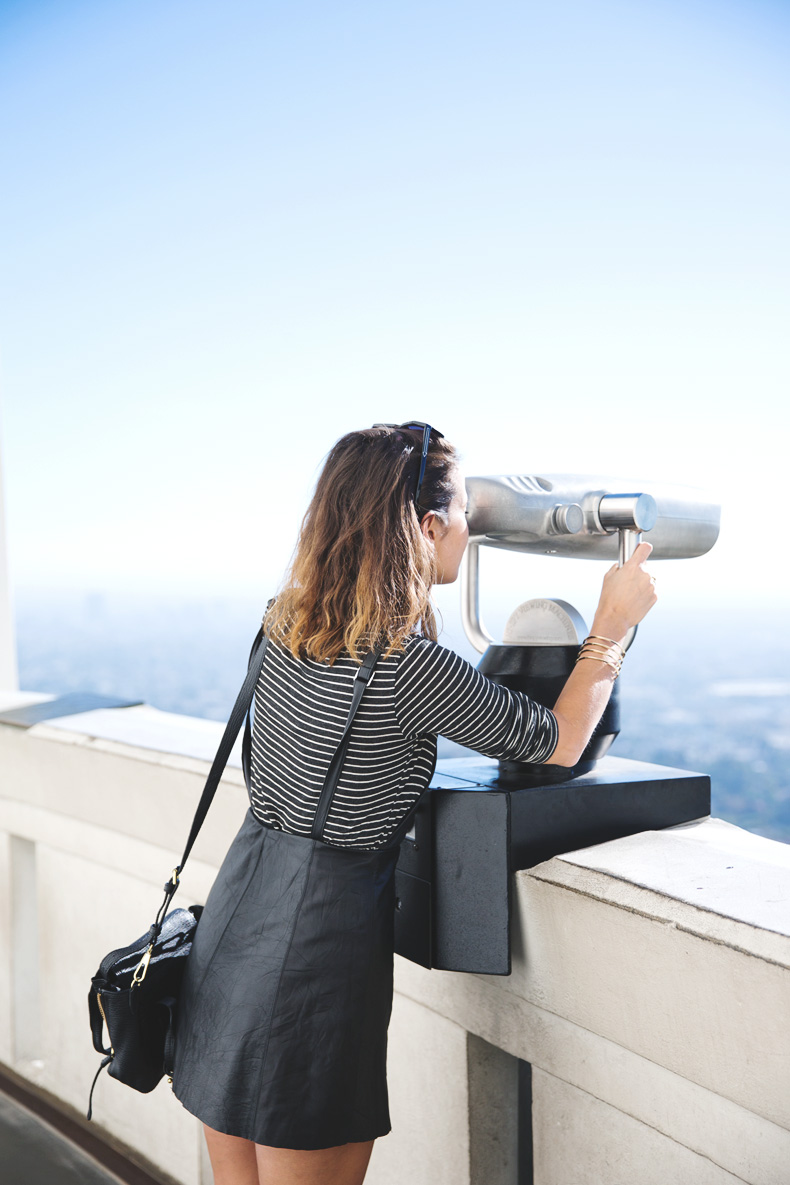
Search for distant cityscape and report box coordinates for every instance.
[14,590,790,845]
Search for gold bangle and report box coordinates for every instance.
[578,644,621,659]
[580,635,626,658]
[577,644,620,663]
[576,635,624,678]
[576,652,622,677]
[577,649,622,664]
[585,635,626,660]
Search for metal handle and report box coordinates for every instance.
[597,494,656,653]
[618,528,642,568]
[618,529,641,652]
[460,539,494,655]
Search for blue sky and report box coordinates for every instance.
[1,0,788,626]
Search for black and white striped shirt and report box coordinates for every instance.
[249,636,559,850]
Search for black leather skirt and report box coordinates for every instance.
[171,808,400,1150]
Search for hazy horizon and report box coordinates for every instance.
[13,585,790,846]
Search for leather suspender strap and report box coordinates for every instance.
[311,647,382,840]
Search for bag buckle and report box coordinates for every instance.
[131,943,154,987]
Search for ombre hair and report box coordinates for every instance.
[264,426,460,662]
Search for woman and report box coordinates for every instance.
[172,423,656,1185]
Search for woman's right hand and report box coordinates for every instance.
[546,541,657,767]
[590,541,657,644]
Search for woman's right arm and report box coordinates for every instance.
[394,541,656,766]
[394,636,559,763]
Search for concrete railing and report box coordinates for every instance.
[1,693,788,1185]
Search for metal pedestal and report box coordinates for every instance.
[393,755,710,975]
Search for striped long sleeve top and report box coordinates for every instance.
[249,635,559,850]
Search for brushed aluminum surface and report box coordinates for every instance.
[460,473,720,652]
[465,473,720,559]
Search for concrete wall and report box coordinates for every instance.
[373,825,790,1185]
[1,696,788,1184]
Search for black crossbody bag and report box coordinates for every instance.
[86,629,380,1119]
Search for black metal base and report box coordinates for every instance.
[478,644,621,784]
[393,755,711,975]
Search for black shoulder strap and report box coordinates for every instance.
[178,627,268,873]
[311,647,382,840]
[154,627,269,929]
[153,632,381,931]
[242,628,264,793]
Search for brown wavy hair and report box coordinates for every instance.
[264,426,460,662]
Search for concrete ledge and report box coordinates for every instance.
[509,824,790,1131]
[532,1069,747,1185]
[1,694,788,1185]
[39,704,244,766]
[390,816,790,1183]
[392,955,790,1185]
[551,816,790,941]
[0,713,247,871]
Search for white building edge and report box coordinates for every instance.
[0,697,788,1185]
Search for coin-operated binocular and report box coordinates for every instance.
[462,475,720,785]
[393,475,721,975]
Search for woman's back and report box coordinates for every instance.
[249,634,559,849]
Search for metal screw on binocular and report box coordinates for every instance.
[460,474,721,784]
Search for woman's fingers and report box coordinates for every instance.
[626,540,653,566]
[606,541,653,577]
[593,539,657,637]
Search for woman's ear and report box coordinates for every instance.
[420,511,439,543]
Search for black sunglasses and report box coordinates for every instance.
[372,421,445,511]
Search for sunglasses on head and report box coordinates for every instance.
[372,421,445,511]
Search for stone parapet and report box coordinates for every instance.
[1,696,787,1184]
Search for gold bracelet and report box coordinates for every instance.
[585,635,626,661]
[576,636,624,678]
[579,636,624,657]
[578,641,621,655]
[576,652,622,677]
[580,638,625,665]
[578,645,621,660]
